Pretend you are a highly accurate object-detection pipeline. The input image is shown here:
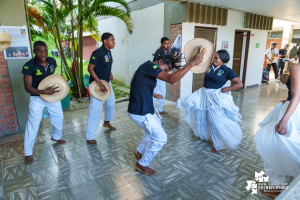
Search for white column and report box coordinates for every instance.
[281,25,294,48]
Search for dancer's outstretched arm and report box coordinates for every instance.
[156,53,204,84]
[275,64,300,135]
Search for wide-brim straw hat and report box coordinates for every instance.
[89,80,111,101]
[0,33,12,52]
[280,73,289,84]
[38,74,70,103]
[184,38,215,73]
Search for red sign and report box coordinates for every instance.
[251,34,255,37]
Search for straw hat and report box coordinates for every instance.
[89,80,111,101]
[280,73,289,84]
[184,38,215,73]
[38,74,70,103]
[0,33,12,52]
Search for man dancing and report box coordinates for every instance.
[128,48,204,175]
[153,37,170,114]
[22,41,66,164]
[86,32,116,144]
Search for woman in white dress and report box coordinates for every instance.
[177,50,243,153]
[255,64,300,198]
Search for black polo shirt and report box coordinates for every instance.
[21,57,57,96]
[128,61,163,115]
[204,64,238,89]
[279,49,287,59]
[153,46,166,62]
[89,45,113,84]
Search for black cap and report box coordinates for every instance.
[272,42,277,46]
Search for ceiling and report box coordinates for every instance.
[165,0,300,22]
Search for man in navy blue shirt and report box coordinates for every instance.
[128,48,204,175]
[22,41,66,164]
[86,33,116,144]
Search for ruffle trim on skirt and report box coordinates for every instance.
[177,87,242,151]
[255,102,300,184]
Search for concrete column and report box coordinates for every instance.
[281,25,294,48]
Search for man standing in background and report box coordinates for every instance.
[278,44,289,76]
[265,42,279,81]
[153,37,170,114]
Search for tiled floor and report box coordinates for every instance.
[0,77,289,200]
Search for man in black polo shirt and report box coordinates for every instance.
[22,41,66,164]
[278,44,289,76]
[86,32,116,144]
[153,37,169,114]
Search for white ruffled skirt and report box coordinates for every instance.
[255,102,300,184]
[176,87,242,151]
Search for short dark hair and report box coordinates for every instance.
[272,42,277,46]
[161,37,169,44]
[34,41,47,48]
[217,50,230,64]
[101,32,113,42]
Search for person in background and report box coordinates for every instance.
[278,44,289,76]
[290,55,299,66]
[153,37,170,114]
[265,42,279,81]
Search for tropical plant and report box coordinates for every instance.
[27,0,133,97]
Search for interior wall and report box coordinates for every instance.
[181,10,268,97]
[97,3,165,86]
[0,0,31,133]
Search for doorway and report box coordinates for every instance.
[233,30,250,87]
[193,27,217,92]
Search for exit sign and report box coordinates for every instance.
[251,34,255,37]
[256,43,260,48]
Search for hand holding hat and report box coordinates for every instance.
[89,80,111,101]
[38,74,70,102]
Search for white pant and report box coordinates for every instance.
[153,79,166,113]
[24,96,64,156]
[86,83,115,140]
[128,113,167,167]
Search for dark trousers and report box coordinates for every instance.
[267,63,278,79]
[278,59,285,76]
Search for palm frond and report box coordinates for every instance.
[92,0,131,15]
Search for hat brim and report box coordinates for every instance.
[89,80,111,101]
[184,38,215,74]
[0,33,12,52]
[38,74,70,103]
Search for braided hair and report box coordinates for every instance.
[156,47,183,70]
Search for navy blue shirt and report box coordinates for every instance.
[21,57,57,96]
[204,64,238,89]
[128,61,163,115]
[89,45,113,84]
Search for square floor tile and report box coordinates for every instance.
[170,178,202,200]
[64,168,94,188]
[153,167,184,187]
[206,181,245,200]
[35,178,68,200]
[188,169,220,190]
[70,180,108,200]
[130,176,164,197]
[96,171,127,191]
[3,187,38,200]
[145,188,181,200]
[2,163,31,182]
[108,184,143,200]
[31,166,62,185]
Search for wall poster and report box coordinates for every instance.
[0,26,31,59]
